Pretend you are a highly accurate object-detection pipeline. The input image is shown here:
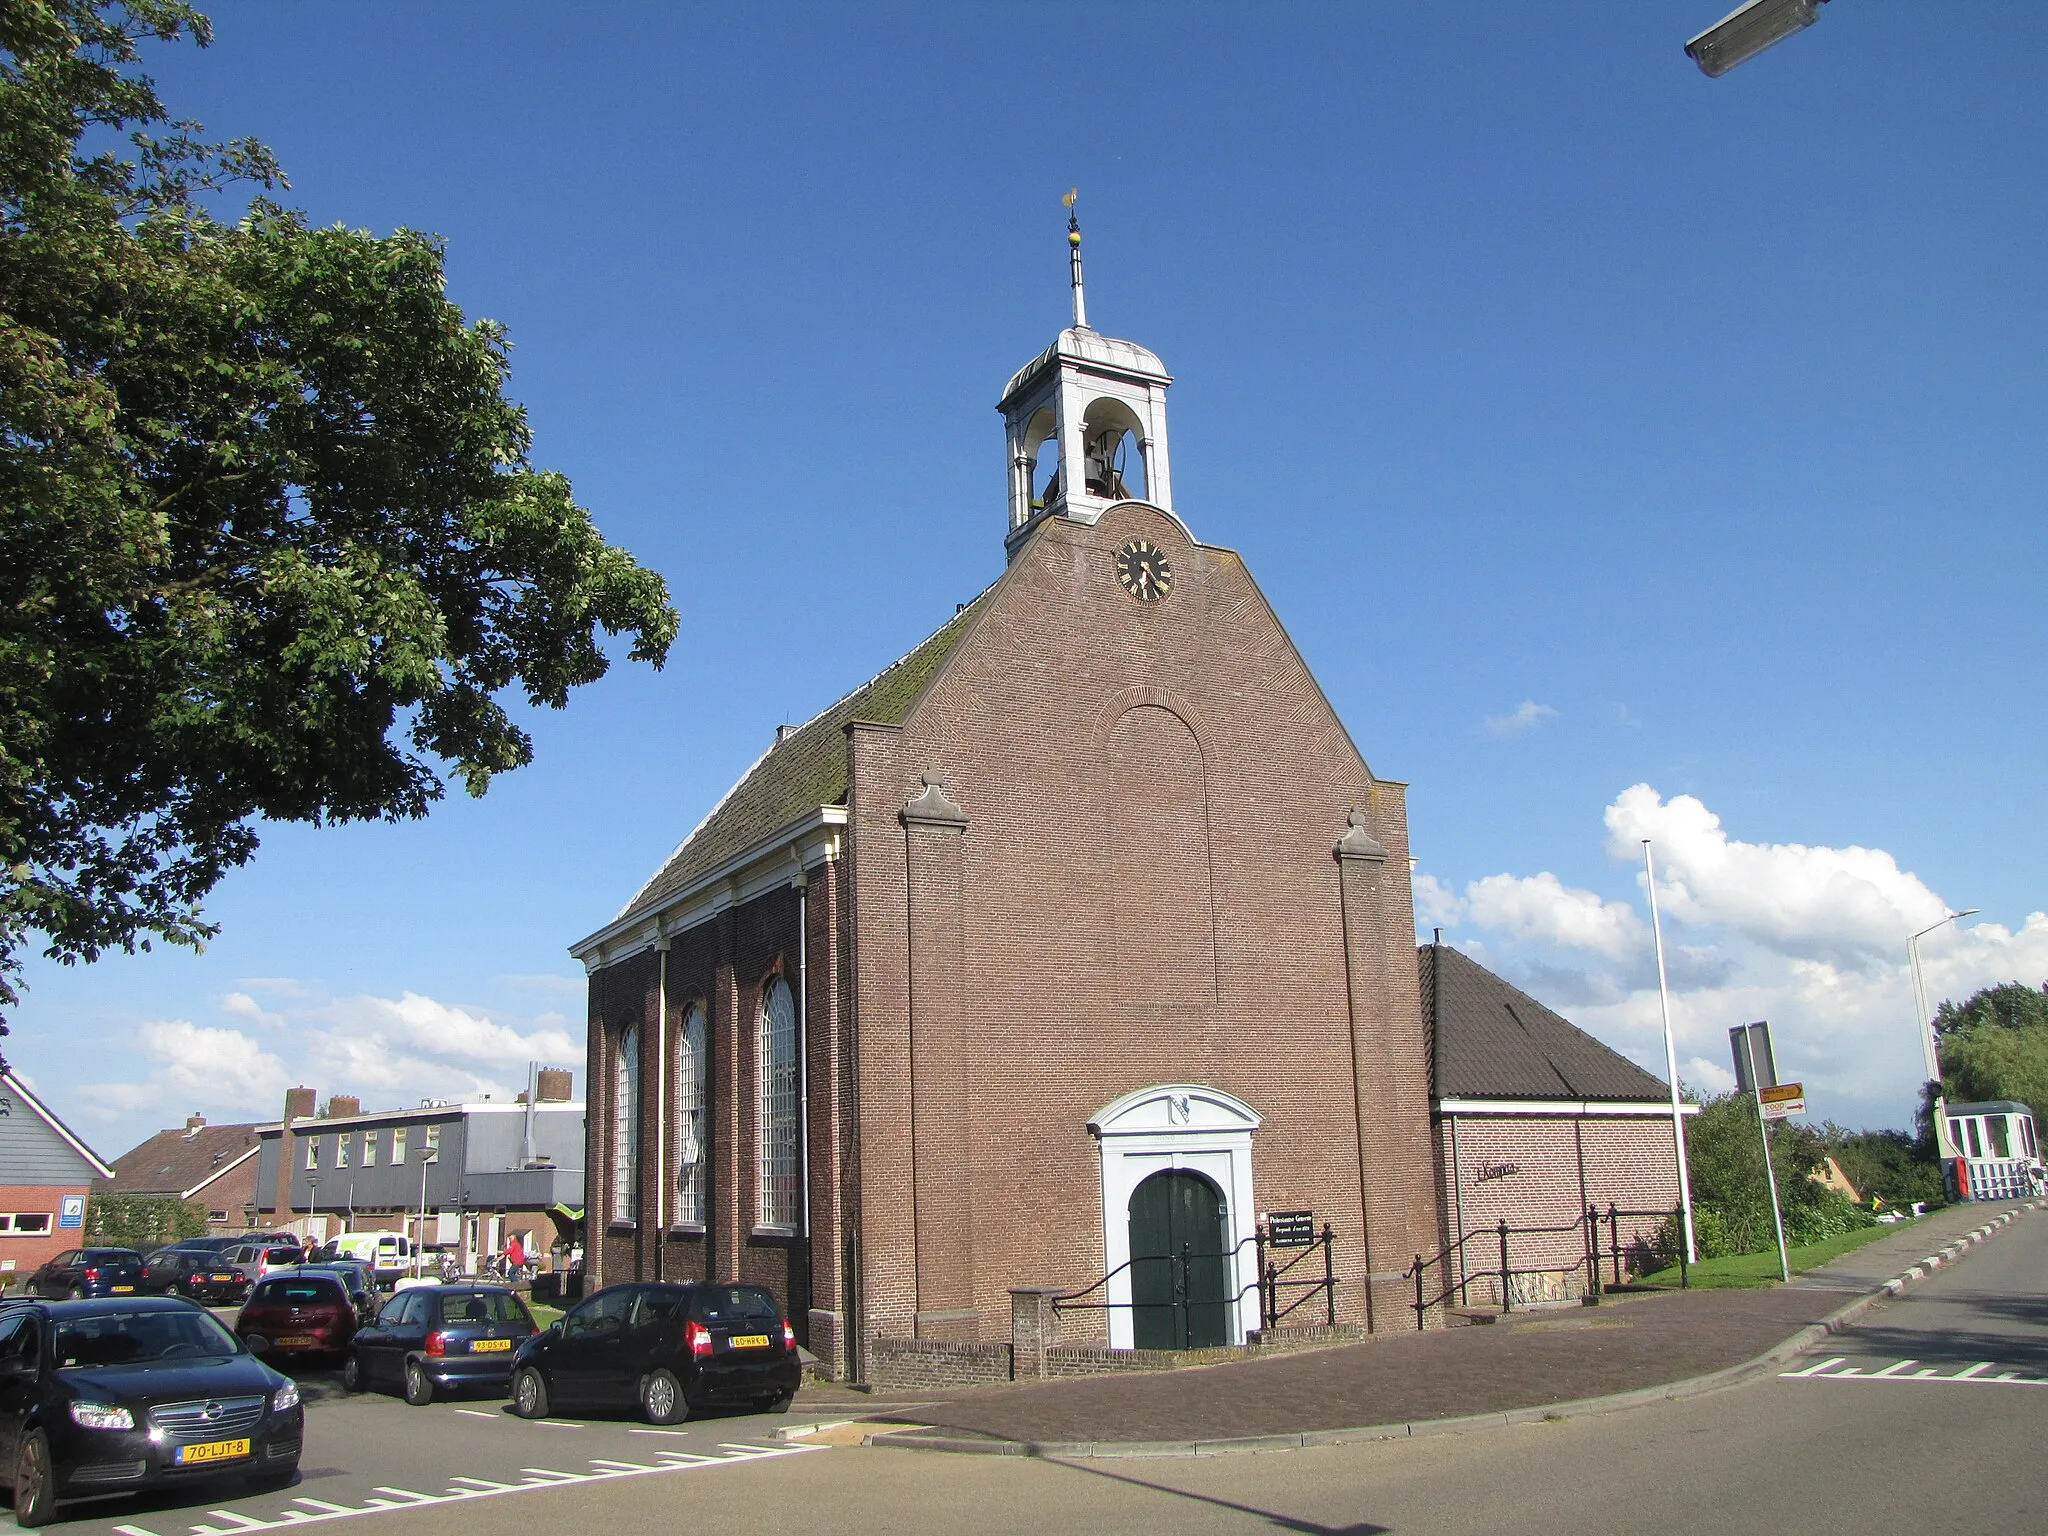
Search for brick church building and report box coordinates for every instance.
[572,231,1681,1380]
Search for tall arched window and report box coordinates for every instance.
[757,978,799,1230]
[612,1024,639,1225]
[675,1004,708,1227]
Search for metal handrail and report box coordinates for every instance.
[1404,1204,1682,1330]
[1053,1224,1340,1346]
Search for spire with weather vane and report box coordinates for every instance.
[1064,187,1088,330]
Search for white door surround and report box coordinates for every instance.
[1088,1085,1261,1349]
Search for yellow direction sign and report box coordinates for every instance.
[1760,1082,1806,1120]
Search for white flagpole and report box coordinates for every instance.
[1644,840,1698,1265]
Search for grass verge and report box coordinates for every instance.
[1635,1221,1903,1289]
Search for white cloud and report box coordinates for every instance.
[1465,871,1643,960]
[1683,1056,1736,1095]
[1482,700,1560,738]
[79,987,586,1133]
[1421,785,2048,1130]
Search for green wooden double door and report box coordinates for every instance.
[1128,1169,1230,1349]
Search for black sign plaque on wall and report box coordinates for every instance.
[1266,1210,1316,1247]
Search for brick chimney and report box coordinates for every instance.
[183,1112,206,1137]
[327,1095,362,1119]
[536,1068,573,1103]
[274,1086,316,1229]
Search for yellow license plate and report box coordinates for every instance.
[213,1274,237,1283]
[469,1338,511,1352]
[277,1335,315,1347]
[728,1334,769,1349]
[174,1438,250,1466]
[111,1285,134,1293]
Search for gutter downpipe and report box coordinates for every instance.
[654,935,668,1282]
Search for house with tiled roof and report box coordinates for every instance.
[99,1115,265,1231]
[0,1069,114,1278]
[1421,942,1691,1302]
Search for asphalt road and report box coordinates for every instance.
[16,1213,2046,1535]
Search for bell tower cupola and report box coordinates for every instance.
[998,195,1176,555]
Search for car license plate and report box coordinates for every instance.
[213,1273,237,1283]
[470,1338,511,1352]
[174,1438,250,1466]
[728,1334,769,1349]
[111,1285,135,1293]
[277,1335,315,1347]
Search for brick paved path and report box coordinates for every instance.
[855,1201,2034,1445]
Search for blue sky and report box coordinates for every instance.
[15,2,2047,1156]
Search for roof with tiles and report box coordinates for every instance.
[610,592,992,928]
[99,1120,262,1198]
[1421,943,1671,1103]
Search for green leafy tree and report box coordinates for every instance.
[1816,1126,1943,1209]
[0,0,678,1056]
[85,1190,207,1248]
[1668,1092,1872,1261]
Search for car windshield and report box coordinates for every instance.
[691,1286,779,1324]
[56,1308,242,1367]
[439,1292,530,1326]
[263,1247,301,1263]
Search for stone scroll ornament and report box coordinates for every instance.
[901,773,968,830]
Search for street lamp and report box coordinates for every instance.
[413,1141,438,1278]
[306,1177,319,1248]
[1686,0,1827,77]
[1909,909,1978,1160]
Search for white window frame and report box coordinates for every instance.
[305,1138,319,1170]
[0,1213,54,1236]
[362,1130,377,1167]
[392,1126,407,1163]
[613,1023,640,1226]
[675,1003,708,1229]
[756,979,799,1233]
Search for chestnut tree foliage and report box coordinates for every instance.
[0,1,677,1053]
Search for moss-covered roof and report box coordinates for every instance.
[612,594,988,926]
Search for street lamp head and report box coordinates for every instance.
[1685,0,1826,78]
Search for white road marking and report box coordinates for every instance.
[525,1419,583,1429]
[1783,1359,2047,1386]
[1781,1357,1846,1377]
[94,1445,818,1536]
[1868,1360,1917,1377]
[453,1409,497,1420]
[627,1428,691,1437]
[1953,1362,1994,1379]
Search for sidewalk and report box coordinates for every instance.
[833,1199,2035,1449]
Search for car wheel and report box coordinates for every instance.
[246,1464,298,1493]
[760,1391,794,1415]
[12,1429,56,1527]
[639,1368,685,1426]
[511,1366,549,1420]
[66,1286,85,1300]
[342,1353,365,1393]
[403,1359,434,1406]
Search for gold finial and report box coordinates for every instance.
[1064,188,1086,327]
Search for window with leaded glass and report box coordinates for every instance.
[613,1024,639,1224]
[676,1004,708,1227]
[757,979,798,1230]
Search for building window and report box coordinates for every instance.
[306,1138,319,1170]
[207,1209,228,1224]
[425,1124,440,1155]
[0,1214,53,1235]
[676,1003,708,1227]
[613,1024,639,1224]
[392,1126,407,1163]
[337,1134,350,1169]
[757,978,798,1230]
[363,1130,378,1167]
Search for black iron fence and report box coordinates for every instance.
[1053,1222,1339,1349]
[1404,1204,1681,1331]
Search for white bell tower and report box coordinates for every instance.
[998,201,1176,555]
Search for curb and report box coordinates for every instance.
[865,1202,2040,1459]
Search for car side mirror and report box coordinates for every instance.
[547,1322,563,1338]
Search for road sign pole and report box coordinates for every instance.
[1744,1032,1791,1283]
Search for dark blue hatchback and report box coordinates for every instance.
[344,1285,537,1405]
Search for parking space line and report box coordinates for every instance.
[627,1428,690,1437]
[453,1409,497,1420]
[525,1419,583,1429]
[1779,1357,1846,1377]
[77,1445,820,1536]
[586,1459,657,1471]
[1953,1362,1994,1379]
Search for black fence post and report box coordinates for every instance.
[1584,1206,1601,1302]
[1321,1223,1336,1327]
[1497,1219,1512,1313]
[1676,1204,1689,1290]
[1609,1203,1621,1286]
[1263,1261,1278,1332]
[1412,1253,1426,1331]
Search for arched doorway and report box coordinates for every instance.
[1128,1169,1229,1349]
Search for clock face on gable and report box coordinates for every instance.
[1115,539,1173,602]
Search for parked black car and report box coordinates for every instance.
[0,1296,302,1526]
[509,1282,799,1424]
[140,1248,251,1305]
[345,1285,538,1405]
[22,1249,144,1300]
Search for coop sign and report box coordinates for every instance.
[1266,1210,1316,1247]
[1475,1161,1522,1184]
[1759,1083,1806,1121]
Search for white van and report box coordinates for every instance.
[325,1232,413,1284]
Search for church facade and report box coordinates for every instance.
[571,239,1677,1380]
